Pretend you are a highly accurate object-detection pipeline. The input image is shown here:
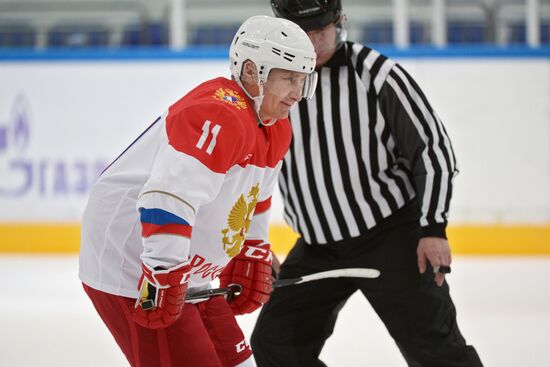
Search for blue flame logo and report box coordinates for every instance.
[0,94,31,155]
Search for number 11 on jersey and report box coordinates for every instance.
[196,120,221,155]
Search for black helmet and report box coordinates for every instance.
[271,0,343,32]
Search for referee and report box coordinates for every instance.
[251,1,483,366]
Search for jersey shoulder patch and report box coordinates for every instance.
[212,87,249,111]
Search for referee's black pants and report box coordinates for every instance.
[250,208,483,366]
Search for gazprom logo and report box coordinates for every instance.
[0,93,107,198]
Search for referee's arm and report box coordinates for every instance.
[379,63,459,240]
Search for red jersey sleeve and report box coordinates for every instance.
[166,102,250,174]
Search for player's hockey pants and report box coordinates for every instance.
[84,284,254,367]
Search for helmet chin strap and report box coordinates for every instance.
[236,76,277,127]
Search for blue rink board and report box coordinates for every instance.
[1,45,550,62]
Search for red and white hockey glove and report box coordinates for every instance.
[133,261,191,329]
[219,242,273,315]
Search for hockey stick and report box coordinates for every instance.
[186,267,381,301]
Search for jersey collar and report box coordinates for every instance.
[323,42,348,68]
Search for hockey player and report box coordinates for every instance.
[79,15,317,367]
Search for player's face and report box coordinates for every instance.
[307,22,338,67]
[260,69,306,120]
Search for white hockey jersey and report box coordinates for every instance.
[79,77,291,299]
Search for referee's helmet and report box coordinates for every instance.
[271,0,343,32]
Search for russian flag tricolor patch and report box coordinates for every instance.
[139,208,192,238]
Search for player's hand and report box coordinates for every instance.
[133,261,191,329]
[417,237,451,287]
[219,242,272,315]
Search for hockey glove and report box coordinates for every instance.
[133,261,191,329]
[219,242,272,315]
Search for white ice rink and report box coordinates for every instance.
[1,255,549,367]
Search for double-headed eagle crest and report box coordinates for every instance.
[213,88,248,110]
[221,183,260,257]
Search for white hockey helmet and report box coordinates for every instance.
[229,15,318,101]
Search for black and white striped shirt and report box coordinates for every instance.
[279,41,458,245]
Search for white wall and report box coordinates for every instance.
[1,57,549,224]
[402,58,550,224]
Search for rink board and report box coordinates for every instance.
[2,48,549,256]
[0,223,549,255]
